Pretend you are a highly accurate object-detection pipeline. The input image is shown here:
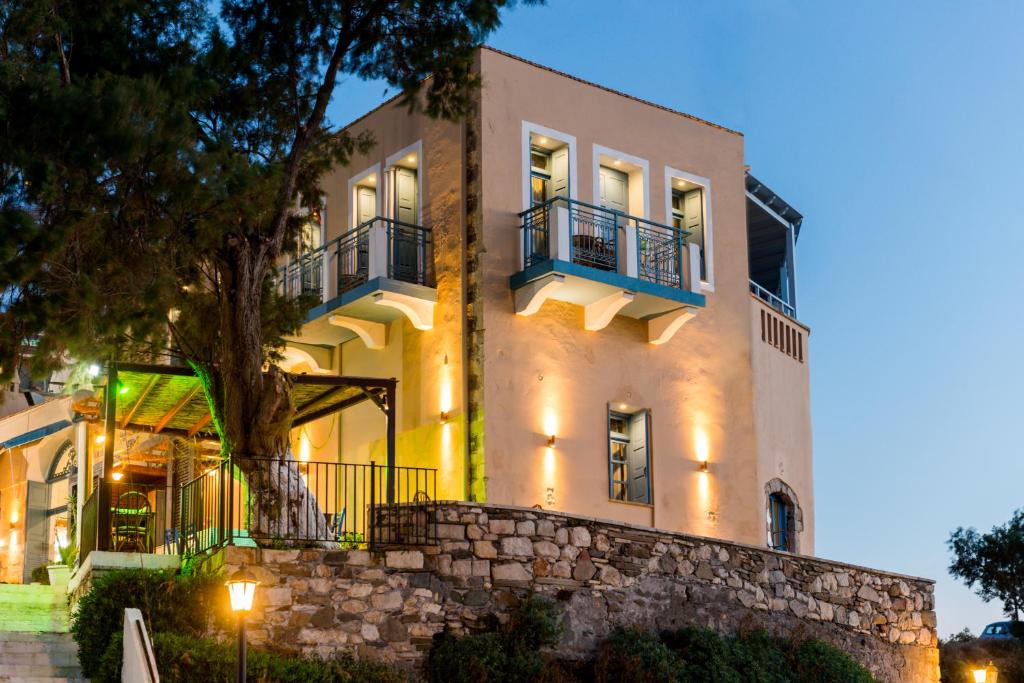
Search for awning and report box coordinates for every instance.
[106,363,395,440]
[0,397,74,450]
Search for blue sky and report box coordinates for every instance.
[326,0,1024,636]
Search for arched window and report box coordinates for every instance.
[765,478,803,553]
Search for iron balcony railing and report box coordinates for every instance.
[80,481,178,565]
[749,279,796,318]
[279,217,433,301]
[519,196,692,289]
[178,455,437,558]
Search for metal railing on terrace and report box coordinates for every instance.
[80,481,178,565]
[520,196,698,291]
[279,217,433,301]
[178,455,437,558]
[749,279,796,318]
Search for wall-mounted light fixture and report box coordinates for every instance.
[439,354,452,424]
[547,434,557,449]
[699,460,709,472]
[111,470,124,481]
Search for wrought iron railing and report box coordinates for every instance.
[634,216,686,288]
[750,279,796,318]
[178,456,437,557]
[333,223,370,295]
[279,218,432,301]
[80,481,178,563]
[518,196,691,287]
[385,218,432,286]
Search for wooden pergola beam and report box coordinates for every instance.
[119,374,160,428]
[153,381,202,434]
[187,413,213,437]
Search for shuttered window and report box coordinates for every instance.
[608,409,651,504]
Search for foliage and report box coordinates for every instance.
[940,636,1024,683]
[949,509,1024,619]
[426,594,564,683]
[593,629,685,683]
[152,632,407,683]
[0,0,537,478]
[594,627,875,683]
[70,568,223,678]
[30,563,49,584]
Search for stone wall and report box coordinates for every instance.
[196,502,939,683]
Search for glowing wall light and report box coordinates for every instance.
[694,429,710,469]
[111,470,124,482]
[543,410,558,449]
[439,355,452,424]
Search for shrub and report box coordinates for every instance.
[788,639,876,683]
[30,563,49,584]
[71,568,223,680]
[426,594,564,683]
[593,629,683,683]
[153,632,407,683]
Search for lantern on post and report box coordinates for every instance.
[225,565,259,683]
[971,661,998,683]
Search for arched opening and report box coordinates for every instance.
[45,440,76,562]
[765,478,803,553]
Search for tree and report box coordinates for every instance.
[0,0,534,538]
[948,509,1024,620]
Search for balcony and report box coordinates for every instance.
[511,197,706,344]
[280,217,436,349]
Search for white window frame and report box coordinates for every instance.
[592,144,650,219]
[521,121,577,211]
[347,163,382,229]
[665,166,715,291]
[384,140,424,225]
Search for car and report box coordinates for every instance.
[979,621,1024,640]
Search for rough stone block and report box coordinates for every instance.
[492,563,531,582]
[489,519,515,535]
[473,541,497,559]
[569,527,592,547]
[386,551,424,569]
[500,536,534,557]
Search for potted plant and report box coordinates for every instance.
[46,498,77,588]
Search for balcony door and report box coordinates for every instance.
[599,165,629,214]
[389,167,420,283]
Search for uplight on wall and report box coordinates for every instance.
[546,434,557,449]
[439,355,452,424]
[543,410,558,450]
[694,429,710,472]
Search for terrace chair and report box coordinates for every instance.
[112,490,151,552]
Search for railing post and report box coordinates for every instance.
[551,205,571,262]
[369,462,377,549]
[624,222,638,279]
[685,242,702,293]
[368,219,389,280]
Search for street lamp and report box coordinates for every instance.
[225,565,259,683]
[971,661,999,683]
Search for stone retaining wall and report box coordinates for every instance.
[197,502,939,682]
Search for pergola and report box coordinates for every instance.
[91,362,397,551]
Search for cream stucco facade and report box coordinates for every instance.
[283,47,814,555]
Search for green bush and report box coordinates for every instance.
[153,632,407,683]
[593,627,877,683]
[30,563,49,584]
[426,594,564,683]
[71,568,223,680]
[593,629,684,683]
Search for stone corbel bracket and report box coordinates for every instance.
[329,315,386,350]
[647,306,699,345]
[514,273,566,317]
[584,290,634,331]
[374,291,435,331]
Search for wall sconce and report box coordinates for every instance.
[547,434,557,449]
[111,470,124,482]
[699,460,708,472]
[440,410,450,424]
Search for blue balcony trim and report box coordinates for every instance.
[305,276,438,323]
[510,259,706,310]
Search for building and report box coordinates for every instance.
[276,46,812,555]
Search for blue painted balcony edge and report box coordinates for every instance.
[510,260,706,311]
[305,276,438,323]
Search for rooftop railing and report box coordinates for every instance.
[279,217,433,302]
[519,196,700,292]
[749,279,796,318]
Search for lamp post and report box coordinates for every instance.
[971,661,999,683]
[225,565,259,683]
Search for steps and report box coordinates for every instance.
[0,584,87,682]
[0,632,86,682]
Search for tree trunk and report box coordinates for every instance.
[208,237,331,546]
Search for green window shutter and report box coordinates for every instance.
[23,481,49,582]
[683,189,706,279]
[627,411,650,504]
[550,147,569,199]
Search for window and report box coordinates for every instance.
[608,409,650,504]
[767,493,795,552]
[522,123,575,211]
[530,148,552,207]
